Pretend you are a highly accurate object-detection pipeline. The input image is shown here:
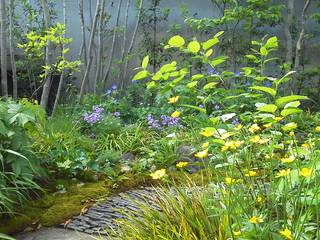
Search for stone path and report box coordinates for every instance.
[63,186,161,236]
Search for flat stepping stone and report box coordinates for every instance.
[62,186,161,235]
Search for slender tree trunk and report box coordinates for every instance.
[293,0,311,91]
[78,0,88,69]
[9,0,17,98]
[152,0,157,73]
[79,0,102,103]
[123,0,143,83]
[94,0,105,93]
[102,0,123,89]
[119,0,131,88]
[40,0,53,109]
[284,0,294,63]
[0,0,8,97]
[52,0,67,115]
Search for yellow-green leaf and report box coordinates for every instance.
[250,86,276,97]
[257,104,277,113]
[168,35,185,48]
[188,41,201,54]
[133,70,149,80]
[141,55,149,69]
[203,37,219,50]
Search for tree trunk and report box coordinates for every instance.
[40,0,54,109]
[284,0,294,63]
[78,0,88,69]
[0,0,8,98]
[123,0,143,83]
[293,0,311,92]
[119,0,131,88]
[79,0,102,103]
[52,0,67,115]
[94,0,105,93]
[102,0,123,89]
[9,0,17,98]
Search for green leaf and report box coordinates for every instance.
[132,70,149,80]
[188,40,201,54]
[203,37,219,50]
[275,95,308,107]
[141,55,149,69]
[203,82,218,90]
[191,74,204,81]
[246,54,259,62]
[276,71,295,85]
[187,81,198,88]
[265,36,278,49]
[284,101,301,109]
[257,104,278,113]
[180,104,206,113]
[168,35,185,47]
[205,49,213,57]
[250,86,276,97]
[281,108,302,117]
[0,233,15,240]
[260,46,268,56]
[146,81,156,89]
[211,56,227,67]
[214,31,224,38]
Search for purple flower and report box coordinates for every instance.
[232,118,240,125]
[198,104,204,108]
[245,81,251,86]
[264,81,272,87]
[235,71,241,77]
[105,89,112,96]
[208,67,215,75]
[111,84,117,90]
[113,112,121,118]
[83,106,104,125]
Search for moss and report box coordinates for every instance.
[0,174,155,235]
[0,171,210,235]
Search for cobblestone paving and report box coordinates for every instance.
[63,186,161,236]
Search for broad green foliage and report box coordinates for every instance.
[0,99,44,215]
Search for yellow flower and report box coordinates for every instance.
[225,177,236,185]
[250,135,261,143]
[201,142,209,149]
[220,132,232,140]
[259,138,271,144]
[249,215,263,224]
[300,167,313,178]
[279,228,293,240]
[273,116,284,122]
[176,161,189,168]
[194,148,208,159]
[263,123,272,129]
[234,124,243,131]
[265,154,271,160]
[245,170,257,177]
[315,126,320,132]
[301,143,311,149]
[150,169,166,180]
[168,96,179,104]
[171,111,181,118]
[222,140,244,152]
[276,169,291,177]
[249,124,261,133]
[200,128,215,137]
[233,230,241,236]
[257,196,263,204]
[280,155,295,164]
[289,131,295,136]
